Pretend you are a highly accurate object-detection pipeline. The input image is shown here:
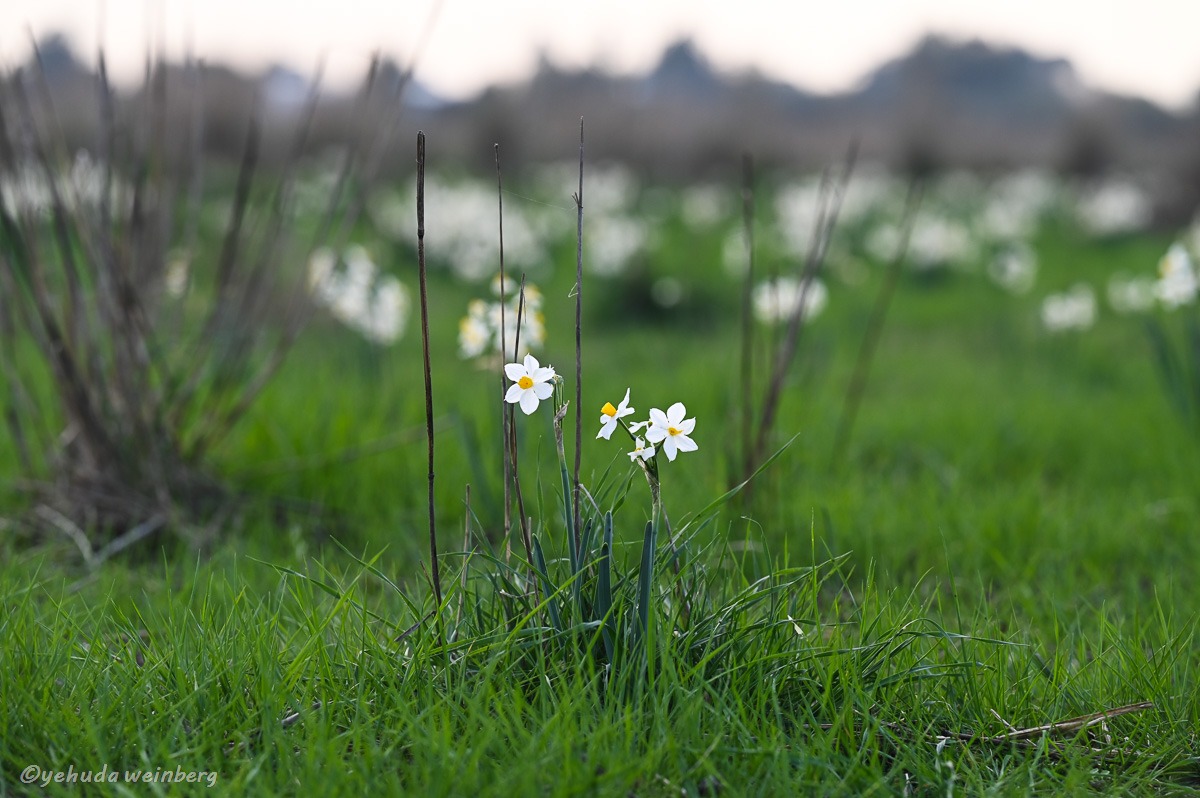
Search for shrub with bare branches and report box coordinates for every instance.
[0,51,399,556]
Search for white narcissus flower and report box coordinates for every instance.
[644,402,697,462]
[1156,242,1198,308]
[504,354,556,415]
[628,436,655,462]
[597,388,635,440]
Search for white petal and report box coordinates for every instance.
[616,390,636,417]
[644,426,666,443]
[661,436,678,461]
[519,390,539,415]
[674,434,698,453]
[533,366,556,382]
[523,354,540,373]
[533,381,554,399]
[678,417,696,435]
[505,384,524,403]
[648,407,669,428]
[667,402,686,424]
[597,420,615,440]
[644,444,656,459]
[504,362,526,382]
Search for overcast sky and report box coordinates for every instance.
[4,0,1199,108]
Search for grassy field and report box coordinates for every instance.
[2,165,1199,796]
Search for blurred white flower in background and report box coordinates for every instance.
[865,224,908,265]
[458,300,494,359]
[587,215,650,277]
[908,215,978,270]
[515,305,546,353]
[1155,242,1198,309]
[65,151,109,209]
[1041,283,1096,332]
[580,164,640,217]
[367,189,409,241]
[752,276,828,325]
[164,252,191,298]
[978,170,1059,242]
[1074,179,1151,237]
[307,245,409,345]
[977,201,1030,243]
[0,151,128,218]
[0,163,52,217]
[774,179,825,257]
[680,184,731,229]
[839,165,901,227]
[1106,273,1157,314]
[650,277,684,309]
[458,276,546,360]
[290,157,343,218]
[532,162,651,278]
[867,214,976,271]
[987,243,1038,294]
[721,228,749,278]
[369,177,548,282]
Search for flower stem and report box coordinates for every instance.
[416,131,442,611]
[495,144,511,563]
[552,398,576,572]
[636,458,660,616]
[571,117,584,562]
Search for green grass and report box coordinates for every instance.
[2,177,1200,796]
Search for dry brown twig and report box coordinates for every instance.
[808,701,1156,760]
[943,701,1155,747]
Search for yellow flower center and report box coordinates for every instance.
[667,426,682,436]
[601,401,617,417]
[518,376,534,389]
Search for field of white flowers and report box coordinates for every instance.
[2,142,1199,795]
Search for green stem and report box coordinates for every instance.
[552,399,576,574]
[636,462,661,639]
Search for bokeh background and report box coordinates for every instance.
[2,1,1198,550]
[7,1,1200,198]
